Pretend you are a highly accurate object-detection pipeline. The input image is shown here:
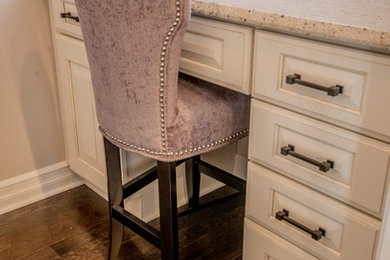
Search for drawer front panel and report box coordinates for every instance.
[252,30,390,139]
[50,0,82,38]
[249,100,390,216]
[246,162,381,260]
[180,17,252,94]
[244,219,318,260]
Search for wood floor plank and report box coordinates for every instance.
[0,184,244,260]
[20,246,61,260]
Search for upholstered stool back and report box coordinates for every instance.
[75,2,249,259]
[76,0,190,154]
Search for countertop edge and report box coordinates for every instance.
[191,1,390,55]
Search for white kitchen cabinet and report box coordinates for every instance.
[245,29,390,260]
[53,34,107,194]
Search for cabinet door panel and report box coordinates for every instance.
[55,34,106,193]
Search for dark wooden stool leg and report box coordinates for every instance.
[185,156,200,210]
[158,161,179,260]
[104,138,124,260]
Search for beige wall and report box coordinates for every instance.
[0,0,65,181]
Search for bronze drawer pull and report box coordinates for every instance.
[60,12,79,23]
[281,144,334,172]
[276,209,326,241]
[286,73,343,97]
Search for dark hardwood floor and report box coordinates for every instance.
[0,184,245,260]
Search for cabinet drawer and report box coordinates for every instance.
[249,100,390,216]
[50,0,82,38]
[179,17,253,94]
[246,162,381,260]
[252,30,390,139]
[244,218,318,260]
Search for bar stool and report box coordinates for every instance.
[75,0,250,259]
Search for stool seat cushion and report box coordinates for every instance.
[166,74,250,158]
[102,73,250,162]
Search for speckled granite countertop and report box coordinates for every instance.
[192,0,390,54]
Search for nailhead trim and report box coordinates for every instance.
[100,127,249,157]
[158,0,182,152]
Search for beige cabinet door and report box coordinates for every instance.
[54,34,107,194]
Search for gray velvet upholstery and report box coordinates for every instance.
[75,0,250,162]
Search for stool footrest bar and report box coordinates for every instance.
[122,166,158,199]
[178,191,242,218]
[112,205,161,248]
[199,160,246,193]
[122,160,187,200]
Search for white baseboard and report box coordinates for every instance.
[0,161,83,215]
